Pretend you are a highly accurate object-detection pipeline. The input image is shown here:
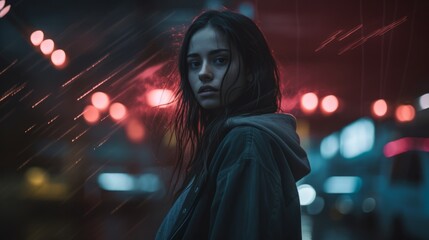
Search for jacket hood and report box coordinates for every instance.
[225,113,310,181]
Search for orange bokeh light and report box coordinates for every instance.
[126,119,146,143]
[30,30,44,46]
[83,105,100,124]
[146,89,174,108]
[51,49,66,67]
[40,39,55,55]
[321,95,339,114]
[372,99,388,117]
[109,102,127,121]
[91,92,110,110]
[395,104,415,122]
[300,92,318,113]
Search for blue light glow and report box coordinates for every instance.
[298,184,317,206]
[98,173,134,191]
[323,176,362,194]
[340,118,374,159]
[137,173,161,193]
[320,133,339,159]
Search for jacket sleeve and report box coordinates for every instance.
[208,127,302,240]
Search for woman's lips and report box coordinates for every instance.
[198,85,219,94]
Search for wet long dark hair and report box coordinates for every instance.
[171,9,281,197]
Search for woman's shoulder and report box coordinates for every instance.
[222,124,272,146]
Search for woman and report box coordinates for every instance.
[156,10,310,240]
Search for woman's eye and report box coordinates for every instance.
[214,57,228,65]
[189,61,201,69]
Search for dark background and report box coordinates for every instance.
[1,0,429,239]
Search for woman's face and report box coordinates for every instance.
[186,25,247,110]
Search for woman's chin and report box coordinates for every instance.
[199,101,221,110]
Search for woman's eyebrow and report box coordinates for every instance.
[187,48,229,58]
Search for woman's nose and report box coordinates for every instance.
[198,62,213,82]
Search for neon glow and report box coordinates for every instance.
[321,95,339,114]
[372,99,388,117]
[395,104,415,122]
[384,137,429,157]
[91,92,110,110]
[320,133,339,159]
[40,39,55,55]
[300,92,318,113]
[109,102,127,121]
[0,0,5,10]
[340,118,374,159]
[50,49,66,67]
[30,30,44,46]
[146,89,174,108]
[324,176,362,194]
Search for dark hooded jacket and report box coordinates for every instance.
[159,113,310,240]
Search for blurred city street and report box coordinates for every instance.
[1,0,429,239]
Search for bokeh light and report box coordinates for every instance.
[109,102,127,121]
[50,49,66,67]
[0,0,5,10]
[0,4,10,18]
[91,92,110,110]
[30,30,44,46]
[146,89,174,108]
[25,167,48,187]
[298,184,317,206]
[395,104,415,122]
[419,93,429,110]
[126,118,146,143]
[372,99,388,117]
[300,92,318,113]
[40,39,55,55]
[83,105,100,124]
[321,95,339,114]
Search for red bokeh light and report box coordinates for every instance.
[83,105,100,124]
[30,30,44,46]
[109,102,127,121]
[300,92,318,113]
[51,49,67,67]
[395,104,415,122]
[126,119,146,143]
[146,89,174,108]
[321,95,339,114]
[372,99,388,117]
[384,137,429,157]
[0,4,10,18]
[91,92,110,110]
[40,39,55,55]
